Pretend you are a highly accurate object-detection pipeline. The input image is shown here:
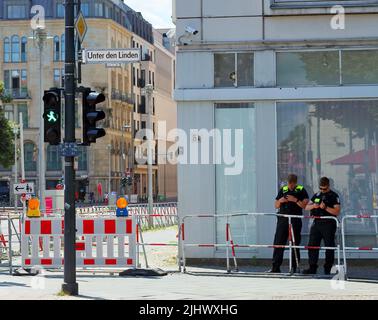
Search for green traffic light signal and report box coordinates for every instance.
[46,110,59,123]
[43,89,61,145]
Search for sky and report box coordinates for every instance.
[125,0,175,29]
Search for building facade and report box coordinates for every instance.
[174,0,378,259]
[0,0,177,204]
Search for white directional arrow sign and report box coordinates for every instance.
[13,182,35,195]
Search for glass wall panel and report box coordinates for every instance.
[277,101,378,246]
[215,103,257,247]
[342,50,378,85]
[277,51,340,86]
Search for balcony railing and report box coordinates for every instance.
[4,88,30,100]
[111,89,134,104]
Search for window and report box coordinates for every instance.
[77,147,88,171]
[57,3,65,18]
[277,51,340,87]
[277,100,378,243]
[24,142,37,171]
[4,37,10,62]
[342,50,378,85]
[53,36,60,61]
[11,35,20,62]
[18,104,28,128]
[61,34,65,61]
[21,69,27,96]
[3,105,14,122]
[47,145,62,171]
[215,103,256,247]
[54,69,61,87]
[94,3,104,17]
[7,5,27,19]
[81,3,90,16]
[21,37,27,62]
[214,53,254,88]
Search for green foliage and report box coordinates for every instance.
[0,81,15,168]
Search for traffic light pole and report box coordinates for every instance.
[62,0,78,296]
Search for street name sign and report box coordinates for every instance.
[13,182,35,195]
[82,48,141,64]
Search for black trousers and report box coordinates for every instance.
[272,217,302,269]
[308,221,337,271]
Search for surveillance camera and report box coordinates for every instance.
[185,26,198,35]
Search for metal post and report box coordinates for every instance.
[8,215,12,274]
[62,0,78,296]
[108,144,112,197]
[19,116,25,224]
[121,127,125,195]
[13,125,18,209]
[146,85,154,215]
[36,28,46,212]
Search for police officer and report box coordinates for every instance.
[303,177,341,275]
[269,174,309,273]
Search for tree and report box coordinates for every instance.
[0,81,15,169]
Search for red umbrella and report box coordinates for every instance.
[329,145,378,165]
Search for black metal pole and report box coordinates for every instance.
[62,0,78,296]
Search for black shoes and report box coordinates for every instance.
[302,267,317,275]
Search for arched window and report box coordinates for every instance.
[24,142,37,171]
[61,34,65,61]
[4,37,10,62]
[21,36,27,62]
[53,36,60,61]
[47,145,62,171]
[11,35,20,62]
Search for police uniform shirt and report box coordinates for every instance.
[276,185,309,215]
[310,190,341,218]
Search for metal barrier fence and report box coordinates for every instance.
[134,214,179,270]
[341,214,378,279]
[180,213,341,275]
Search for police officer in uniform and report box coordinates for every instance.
[303,177,341,275]
[269,174,309,273]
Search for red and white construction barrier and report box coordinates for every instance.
[21,217,136,269]
[341,214,378,278]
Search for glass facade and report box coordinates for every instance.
[215,103,257,247]
[277,51,340,86]
[277,101,378,246]
[277,50,378,87]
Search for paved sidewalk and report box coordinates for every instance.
[0,269,377,300]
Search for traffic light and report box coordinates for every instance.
[82,88,106,146]
[43,89,61,145]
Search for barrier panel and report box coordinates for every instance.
[341,214,378,279]
[21,216,136,270]
[0,212,22,274]
[180,213,341,276]
[134,214,179,270]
